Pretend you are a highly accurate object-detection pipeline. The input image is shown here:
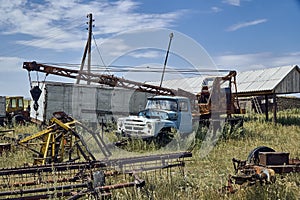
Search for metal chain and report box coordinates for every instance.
[36,71,39,87]
[28,71,32,88]
[41,74,48,91]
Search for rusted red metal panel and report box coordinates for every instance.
[259,152,289,166]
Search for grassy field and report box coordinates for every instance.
[0,109,299,199]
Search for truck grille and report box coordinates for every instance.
[125,126,144,131]
[124,120,146,134]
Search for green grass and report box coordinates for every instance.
[0,110,299,199]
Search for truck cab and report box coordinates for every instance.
[6,96,25,114]
[0,96,31,125]
[117,96,193,139]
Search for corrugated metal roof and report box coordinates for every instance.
[236,65,297,94]
[147,65,299,96]
[147,76,207,95]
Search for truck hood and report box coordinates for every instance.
[117,115,176,138]
[123,115,174,124]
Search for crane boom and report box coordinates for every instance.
[23,61,175,96]
[23,61,242,121]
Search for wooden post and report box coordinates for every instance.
[265,95,269,121]
[87,13,93,85]
[273,93,277,123]
[77,13,93,85]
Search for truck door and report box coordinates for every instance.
[177,100,193,134]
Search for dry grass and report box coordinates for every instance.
[0,110,299,199]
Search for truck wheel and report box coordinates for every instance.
[156,128,174,147]
[13,115,26,126]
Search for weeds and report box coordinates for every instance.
[0,109,299,199]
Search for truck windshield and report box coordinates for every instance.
[146,99,178,111]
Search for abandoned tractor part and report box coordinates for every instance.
[0,151,191,199]
[0,151,191,177]
[17,111,112,165]
[104,151,191,173]
[0,175,144,200]
[71,174,145,200]
[246,146,275,165]
[258,151,300,173]
[225,146,300,193]
[231,158,276,185]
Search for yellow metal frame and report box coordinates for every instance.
[18,114,79,165]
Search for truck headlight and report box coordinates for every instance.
[117,121,123,128]
[146,122,152,129]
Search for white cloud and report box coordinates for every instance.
[211,6,222,13]
[222,0,240,6]
[128,51,162,59]
[0,0,184,51]
[214,52,300,71]
[286,52,300,56]
[226,19,267,31]
[0,56,24,71]
[16,38,85,51]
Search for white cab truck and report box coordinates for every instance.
[116,96,193,139]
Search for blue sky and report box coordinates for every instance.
[0,0,300,97]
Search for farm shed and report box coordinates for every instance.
[147,65,299,122]
[236,65,300,122]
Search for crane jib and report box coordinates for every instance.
[23,61,176,96]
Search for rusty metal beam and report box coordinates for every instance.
[0,151,191,176]
[23,61,175,95]
[0,183,88,196]
[0,151,191,199]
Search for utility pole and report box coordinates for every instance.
[160,32,173,88]
[77,13,94,85]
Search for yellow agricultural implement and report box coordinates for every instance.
[18,111,111,165]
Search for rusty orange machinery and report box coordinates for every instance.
[195,71,243,119]
[225,146,300,193]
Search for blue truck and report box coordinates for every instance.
[116,96,193,139]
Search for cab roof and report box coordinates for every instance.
[148,95,189,101]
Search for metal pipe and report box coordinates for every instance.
[160,32,174,88]
[0,183,88,196]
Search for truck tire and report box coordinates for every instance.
[13,115,26,125]
[155,127,174,147]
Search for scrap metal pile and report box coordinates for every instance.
[0,112,192,199]
[225,146,300,193]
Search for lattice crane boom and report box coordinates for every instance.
[23,61,175,96]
